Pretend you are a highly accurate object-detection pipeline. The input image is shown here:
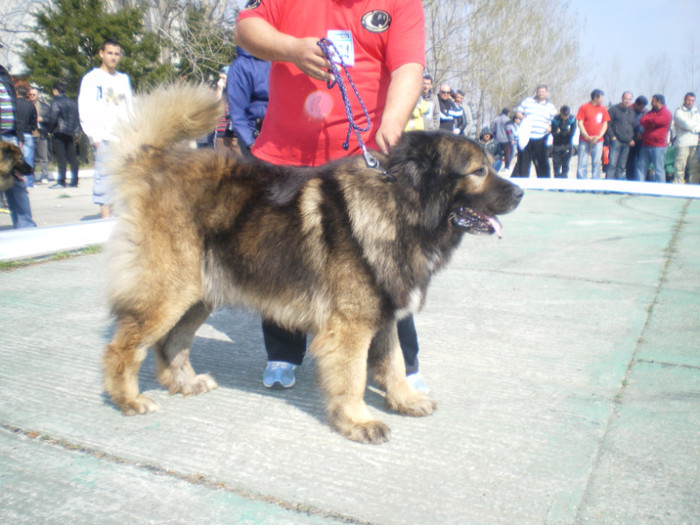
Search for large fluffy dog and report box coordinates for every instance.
[0,141,33,192]
[103,85,523,443]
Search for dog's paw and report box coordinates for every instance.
[177,373,218,397]
[121,394,161,415]
[387,392,437,417]
[335,419,392,444]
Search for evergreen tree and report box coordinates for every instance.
[173,5,236,84]
[22,0,175,97]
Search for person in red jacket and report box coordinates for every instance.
[634,94,672,182]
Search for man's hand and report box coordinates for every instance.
[375,121,404,154]
[236,18,330,81]
[289,37,331,82]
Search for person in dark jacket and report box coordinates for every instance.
[0,63,36,228]
[626,96,648,180]
[605,91,636,179]
[14,85,38,187]
[551,105,576,178]
[46,81,80,188]
[226,46,270,159]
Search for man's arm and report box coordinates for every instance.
[374,62,424,153]
[235,17,331,81]
[597,122,608,142]
[78,74,100,145]
[674,108,697,132]
[577,119,590,142]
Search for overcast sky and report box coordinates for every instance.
[570,0,700,109]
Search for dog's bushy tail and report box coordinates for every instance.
[107,83,222,182]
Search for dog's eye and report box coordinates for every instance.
[468,167,488,178]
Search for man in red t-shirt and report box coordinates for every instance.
[236,0,429,391]
[576,89,610,179]
[236,0,425,165]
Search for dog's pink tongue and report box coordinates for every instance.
[488,216,503,239]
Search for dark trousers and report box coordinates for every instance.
[552,144,572,178]
[262,315,420,374]
[52,133,78,185]
[626,142,642,181]
[512,137,550,178]
[34,135,50,180]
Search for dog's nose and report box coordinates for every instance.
[512,186,524,203]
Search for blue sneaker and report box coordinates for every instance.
[263,361,297,388]
[406,372,430,394]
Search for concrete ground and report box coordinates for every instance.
[0,171,699,524]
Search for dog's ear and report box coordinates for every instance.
[386,131,449,188]
[385,132,462,231]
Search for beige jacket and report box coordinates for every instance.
[673,105,700,147]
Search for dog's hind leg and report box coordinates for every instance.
[369,321,437,417]
[103,314,164,415]
[103,298,201,415]
[311,317,391,444]
[153,301,218,397]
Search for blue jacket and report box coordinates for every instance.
[226,47,270,148]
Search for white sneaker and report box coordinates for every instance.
[406,372,430,394]
[262,361,297,388]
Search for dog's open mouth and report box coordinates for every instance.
[450,207,503,238]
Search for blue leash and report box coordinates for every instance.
[317,38,386,174]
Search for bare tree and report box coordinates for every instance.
[638,53,673,97]
[423,0,581,131]
[103,0,239,76]
[0,0,46,72]
[681,31,700,97]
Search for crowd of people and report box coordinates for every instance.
[1,38,132,227]
[406,80,700,185]
[480,85,699,184]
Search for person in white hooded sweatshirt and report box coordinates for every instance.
[78,38,133,217]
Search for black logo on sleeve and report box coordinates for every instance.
[361,10,391,33]
[244,0,262,9]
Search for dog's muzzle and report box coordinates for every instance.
[450,207,503,238]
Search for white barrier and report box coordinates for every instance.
[511,178,700,199]
[1,178,698,263]
[0,219,115,262]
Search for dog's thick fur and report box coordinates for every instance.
[103,84,522,443]
[0,141,33,192]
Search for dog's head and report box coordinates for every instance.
[387,131,523,237]
[0,141,33,192]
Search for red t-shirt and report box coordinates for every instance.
[238,0,425,166]
[576,102,610,142]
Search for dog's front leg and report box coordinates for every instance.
[369,321,437,417]
[311,317,390,444]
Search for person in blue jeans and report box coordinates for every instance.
[634,95,672,182]
[605,91,636,180]
[1,64,36,229]
[576,89,610,180]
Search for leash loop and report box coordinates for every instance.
[317,38,387,177]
